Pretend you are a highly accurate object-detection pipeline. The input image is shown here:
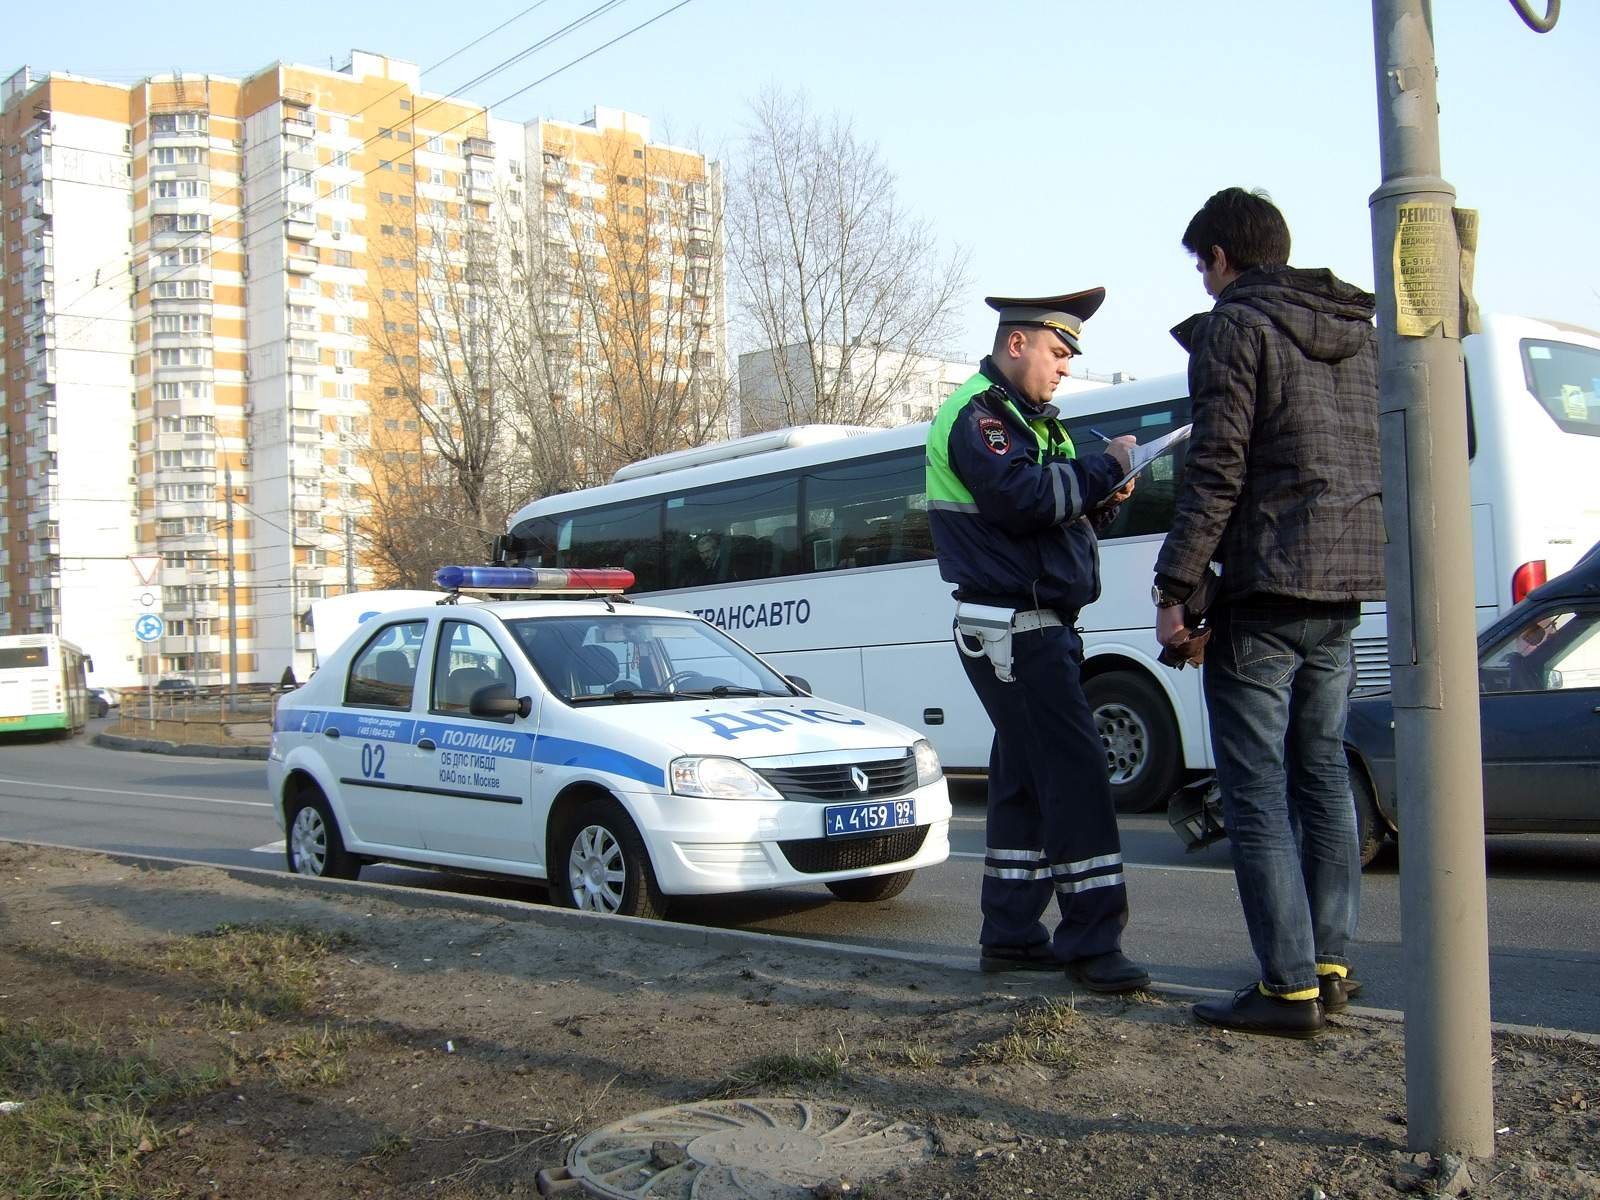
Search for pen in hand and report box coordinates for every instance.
[1089,428,1115,443]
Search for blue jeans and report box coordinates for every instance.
[1204,600,1361,996]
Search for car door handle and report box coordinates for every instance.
[323,728,341,740]
[417,738,436,751]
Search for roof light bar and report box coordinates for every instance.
[433,565,635,593]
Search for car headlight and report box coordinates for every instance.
[912,738,943,786]
[670,756,782,800]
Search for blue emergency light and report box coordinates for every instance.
[433,564,635,592]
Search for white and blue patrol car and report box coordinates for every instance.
[268,566,951,918]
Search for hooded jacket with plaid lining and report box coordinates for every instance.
[925,357,1126,614]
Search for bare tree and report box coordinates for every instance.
[359,192,538,585]
[729,89,971,431]
[530,133,734,479]
[356,135,736,585]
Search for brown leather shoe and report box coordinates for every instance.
[1319,974,1363,1013]
[1194,985,1325,1039]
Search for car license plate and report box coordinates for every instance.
[822,798,916,839]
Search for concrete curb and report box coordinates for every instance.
[92,731,269,761]
[5,837,1598,1046]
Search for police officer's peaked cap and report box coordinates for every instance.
[986,287,1106,355]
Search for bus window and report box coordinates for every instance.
[663,475,799,588]
[556,499,663,590]
[1065,402,1190,540]
[1521,339,1600,438]
[802,449,931,572]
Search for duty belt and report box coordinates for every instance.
[1011,609,1064,634]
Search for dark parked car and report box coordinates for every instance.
[1344,541,1600,865]
[88,688,112,718]
[153,677,198,697]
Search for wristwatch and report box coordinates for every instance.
[1152,583,1185,609]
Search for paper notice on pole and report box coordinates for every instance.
[1113,423,1192,491]
[1393,202,1459,337]
[1454,207,1482,336]
[1392,203,1480,337]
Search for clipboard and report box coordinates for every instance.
[1113,423,1192,490]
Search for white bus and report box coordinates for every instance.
[0,633,93,736]
[502,312,1600,812]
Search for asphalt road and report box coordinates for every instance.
[2,722,1597,1033]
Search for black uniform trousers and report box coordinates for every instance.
[958,621,1130,962]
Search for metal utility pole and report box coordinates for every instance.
[224,459,239,695]
[1368,0,1493,1157]
[345,515,356,593]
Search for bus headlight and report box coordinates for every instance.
[912,739,943,786]
[670,756,783,801]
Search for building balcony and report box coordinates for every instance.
[284,147,317,174]
[286,254,317,275]
[162,601,220,620]
[282,117,316,141]
[285,216,316,242]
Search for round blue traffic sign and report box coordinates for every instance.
[135,614,165,642]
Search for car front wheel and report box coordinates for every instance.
[1348,752,1388,868]
[285,789,361,880]
[552,797,666,920]
[825,870,914,902]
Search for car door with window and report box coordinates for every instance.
[410,618,540,863]
[327,620,428,849]
[1478,606,1600,826]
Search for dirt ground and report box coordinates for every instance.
[1,843,1597,1200]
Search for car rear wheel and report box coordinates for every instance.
[1085,671,1182,813]
[825,870,915,902]
[285,789,361,881]
[552,797,666,920]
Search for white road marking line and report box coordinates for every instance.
[0,776,272,809]
[947,850,1232,875]
[253,841,286,854]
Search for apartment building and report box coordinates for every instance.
[0,53,727,685]
[739,343,1127,433]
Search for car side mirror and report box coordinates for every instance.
[785,675,812,695]
[469,684,532,719]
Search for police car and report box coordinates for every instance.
[268,565,951,919]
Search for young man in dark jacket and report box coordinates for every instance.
[926,289,1148,994]
[1154,189,1384,1037]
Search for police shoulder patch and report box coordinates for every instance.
[977,416,1010,455]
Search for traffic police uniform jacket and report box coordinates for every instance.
[925,357,1126,615]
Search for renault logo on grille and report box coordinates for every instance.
[851,766,870,793]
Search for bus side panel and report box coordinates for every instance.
[863,642,992,772]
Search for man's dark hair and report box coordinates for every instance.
[1182,187,1291,271]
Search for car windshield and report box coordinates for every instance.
[504,615,795,704]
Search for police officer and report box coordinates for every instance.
[925,288,1149,992]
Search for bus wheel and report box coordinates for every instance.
[552,797,667,920]
[1085,671,1181,813]
[285,787,360,881]
[825,871,914,902]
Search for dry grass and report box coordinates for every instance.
[970,998,1085,1069]
[0,1016,225,1199]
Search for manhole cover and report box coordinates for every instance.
[563,1097,932,1198]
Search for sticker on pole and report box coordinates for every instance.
[134,614,165,643]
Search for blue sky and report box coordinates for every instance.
[12,1,1598,378]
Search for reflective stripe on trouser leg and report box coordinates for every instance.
[959,623,1130,959]
[973,721,1053,950]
